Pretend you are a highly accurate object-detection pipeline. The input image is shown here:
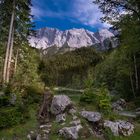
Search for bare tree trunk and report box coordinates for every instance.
[134,55,139,91]
[3,0,15,84]
[6,28,14,83]
[14,49,19,74]
[130,73,136,98]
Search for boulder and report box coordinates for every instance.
[104,120,134,136]
[51,95,72,115]
[112,98,126,112]
[81,111,102,123]
[56,113,66,123]
[59,125,83,140]
[104,120,119,136]
[118,121,134,136]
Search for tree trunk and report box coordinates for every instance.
[14,49,19,74]
[3,0,15,84]
[134,55,139,91]
[6,27,14,83]
[130,73,136,98]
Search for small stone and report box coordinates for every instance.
[56,113,66,123]
[61,122,66,126]
[59,125,83,140]
[27,131,37,140]
[40,124,52,129]
[73,115,78,120]
[70,120,81,126]
[81,111,102,122]
[42,130,50,134]
[36,135,41,140]
[112,98,126,112]
[69,108,77,115]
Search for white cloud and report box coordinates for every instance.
[31,0,111,28]
[72,0,111,28]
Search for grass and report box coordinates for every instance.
[0,104,38,140]
[0,92,140,140]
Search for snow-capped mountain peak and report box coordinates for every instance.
[29,27,117,51]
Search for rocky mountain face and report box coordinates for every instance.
[29,27,118,55]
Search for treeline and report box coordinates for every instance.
[92,0,140,100]
[39,47,102,88]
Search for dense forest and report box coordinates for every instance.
[0,0,140,139]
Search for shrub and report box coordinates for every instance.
[95,86,111,114]
[80,84,111,114]
[0,105,29,128]
[0,93,10,107]
[23,83,44,104]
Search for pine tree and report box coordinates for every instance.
[0,0,34,85]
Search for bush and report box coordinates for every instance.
[95,86,111,114]
[0,93,10,107]
[23,84,44,104]
[80,84,111,114]
[0,105,29,128]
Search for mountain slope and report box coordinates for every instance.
[29,28,118,54]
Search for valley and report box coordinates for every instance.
[0,0,140,140]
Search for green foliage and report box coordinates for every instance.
[93,0,140,100]
[0,105,29,128]
[94,48,137,100]
[80,73,111,114]
[0,93,10,107]
[95,85,111,114]
[23,83,44,104]
[0,105,38,139]
[40,47,102,88]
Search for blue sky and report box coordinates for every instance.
[31,0,110,32]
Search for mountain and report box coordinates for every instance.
[29,27,118,55]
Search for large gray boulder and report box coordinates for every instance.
[104,120,134,136]
[59,125,83,140]
[51,95,72,115]
[81,111,102,123]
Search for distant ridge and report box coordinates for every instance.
[29,27,118,54]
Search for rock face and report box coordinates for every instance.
[29,27,118,54]
[51,95,72,115]
[81,111,102,122]
[104,120,134,136]
[59,125,83,140]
